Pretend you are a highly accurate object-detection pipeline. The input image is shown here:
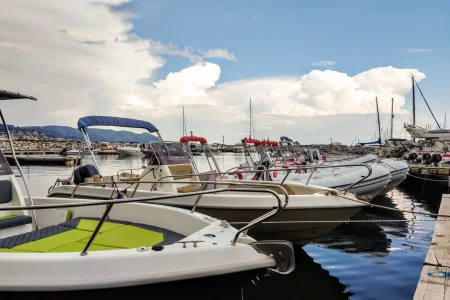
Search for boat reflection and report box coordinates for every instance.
[241,247,352,300]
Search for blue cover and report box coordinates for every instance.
[359,137,382,145]
[280,136,292,141]
[77,116,158,133]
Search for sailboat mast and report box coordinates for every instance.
[412,75,416,126]
[182,106,187,136]
[249,98,252,139]
[375,97,381,148]
[390,98,394,139]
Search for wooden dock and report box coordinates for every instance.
[414,194,450,299]
[6,155,82,166]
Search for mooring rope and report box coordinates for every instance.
[228,219,447,225]
[407,173,449,182]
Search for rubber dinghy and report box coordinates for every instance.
[378,159,409,194]
[282,163,391,198]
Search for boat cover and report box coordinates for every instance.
[358,137,381,145]
[77,116,158,133]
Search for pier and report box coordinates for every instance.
[414,194,450,299]
[6,155,82,166]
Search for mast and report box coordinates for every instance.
[390,98,394,139]
[249,98,252,139]
[182,106,187,136]
[445,113,447,129]
[375,97,381,148]
[412,75,416,126]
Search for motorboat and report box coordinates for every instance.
[0,95,295,291]
[46,120,367,246]
[117,143,144,156]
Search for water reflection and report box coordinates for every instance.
[9,155,445,299]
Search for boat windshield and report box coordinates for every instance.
[0,150,13,175]
[147,141,190,165]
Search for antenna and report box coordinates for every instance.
[444,113,447,129]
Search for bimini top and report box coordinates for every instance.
[77,116,158,133]
[280,136,292,141]
[0,90,37,101]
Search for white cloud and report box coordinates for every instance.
[144,40,203,63]
[0,0,429,144]
[312,61,336,67]
[200,48,237,61]
[406,48,432,53]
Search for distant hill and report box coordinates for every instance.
[0,125,158,143]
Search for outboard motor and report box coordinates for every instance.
[73,164,100,185]
[429,153,442,166]
[422,153,432,165]
[406,152,417,162]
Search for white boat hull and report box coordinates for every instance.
[117,148,143,156]
[0,198,278,291]
[47,185,366,246]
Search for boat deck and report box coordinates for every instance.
[0,217,185,253]
[414,194,450,299]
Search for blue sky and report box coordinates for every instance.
[2,0,449,143]
[122,0,449,79]
[119,0,450,128]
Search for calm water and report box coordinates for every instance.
[12,153,448,299]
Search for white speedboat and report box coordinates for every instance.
[48,135,367,246]
[0,98,295,291]
[65,148,100,156]
[117,144,144,156]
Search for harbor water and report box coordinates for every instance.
[14,153,449,299]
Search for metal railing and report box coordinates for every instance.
[1,186,284,252]
[116,168,145,178]
[220,163,373,195]
[67,179,290,210]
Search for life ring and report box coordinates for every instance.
[234,171,244,180]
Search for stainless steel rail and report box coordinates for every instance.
[67,179,290,210]
[221,164,373,195]
[0,109,38,230]
[0,187,283,250]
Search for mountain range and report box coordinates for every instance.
[0,125,158,143]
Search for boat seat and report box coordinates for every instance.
[0,180,12,204]
[0,215,32,230]
[177,184,202,193]
[0,217,185,253]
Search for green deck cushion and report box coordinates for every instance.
[0,248,35,253]
[49,242,121,253]
[13,229,92,252]
[83,225,163,249]
[0,215,16,221]
[75,219,125,234]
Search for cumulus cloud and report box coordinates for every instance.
[0,0,427,144]
[200,48,237,61]
[312,61,336,67]
[406,48,432,53]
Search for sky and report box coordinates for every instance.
[1,0,449,144]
